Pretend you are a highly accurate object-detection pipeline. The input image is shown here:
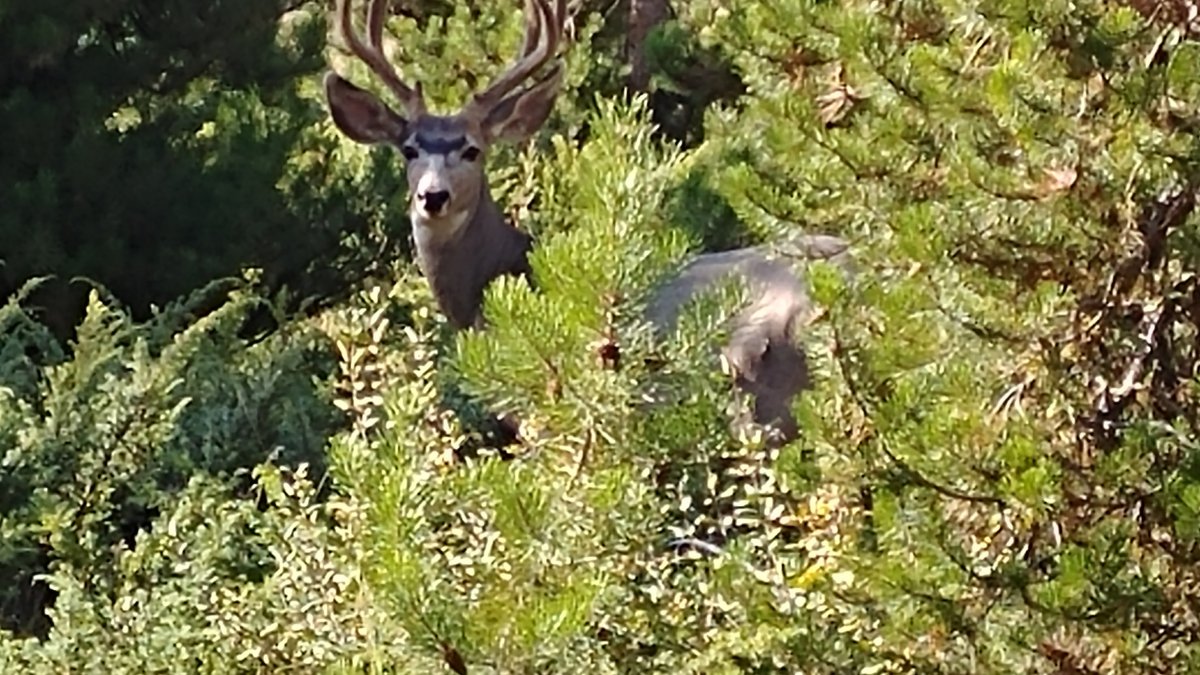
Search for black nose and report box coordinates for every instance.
[422,190,451,213]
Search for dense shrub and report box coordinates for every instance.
[0,463,388,673]
[0,278,342,639]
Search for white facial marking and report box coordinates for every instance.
[413,209,471,249]
[415,154,447,197]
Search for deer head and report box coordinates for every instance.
[323,0,571,243]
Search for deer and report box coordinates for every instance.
[322,0,852,445]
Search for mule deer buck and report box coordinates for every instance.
[323,0,851,444]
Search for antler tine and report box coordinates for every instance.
[516,0,547,62]
[465,0,569,116]
[334,0,425,116]
[366,0,389,50]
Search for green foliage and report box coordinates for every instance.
[0,278,341,638]
[670,0,1200,670]
[0,464,388,673]
[454,97,696,438]
[318,97,832,674]
[9,0,1200,673]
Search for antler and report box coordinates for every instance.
[333,0,426,117]
[463,0,571,120]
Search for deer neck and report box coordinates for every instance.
[410,184,533,330]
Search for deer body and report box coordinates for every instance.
[324,0,848,442]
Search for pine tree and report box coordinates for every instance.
[666,0,1200,670]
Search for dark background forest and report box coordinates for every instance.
[4,0,1200,672]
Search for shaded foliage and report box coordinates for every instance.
[0,2,395,337]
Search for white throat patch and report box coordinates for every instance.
[412,209,471,250]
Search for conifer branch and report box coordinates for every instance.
[879,441,1007,507]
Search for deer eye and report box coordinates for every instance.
[401,146,419,160]
[461,146,481,162]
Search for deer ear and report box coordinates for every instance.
[480,65,565,145]
[324,72,408,145]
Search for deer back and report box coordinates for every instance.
[644,234,852,371]
[643,234,853,441]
